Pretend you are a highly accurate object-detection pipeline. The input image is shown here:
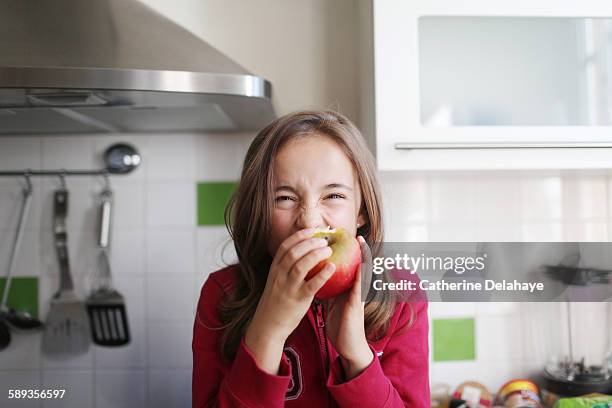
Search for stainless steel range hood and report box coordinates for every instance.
[0,0,275,135]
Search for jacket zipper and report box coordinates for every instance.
[313,302,329,376]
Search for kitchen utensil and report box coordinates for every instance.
[496,379,542,407]
[431,384,451,408]
[5,308,43,330]
[0,320,8,351]
[42,188,90,356]
[0,176,43,332]
[86,183,130,346]
[452,381,492,408]
[104,144,141,174]
[541,287,612,396]
[0,176,34,351]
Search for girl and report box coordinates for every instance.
[192,110,429,407]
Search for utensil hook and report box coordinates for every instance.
[23,170,33,195]
[102,172,111,193]
[58,170,67,190]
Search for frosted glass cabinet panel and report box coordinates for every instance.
[420,17,612,127]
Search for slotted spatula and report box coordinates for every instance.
[42,188,91,356]
[86,185,130,346]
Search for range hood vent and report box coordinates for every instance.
[0,0,275,134]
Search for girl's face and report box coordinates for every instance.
[268,133,366,257]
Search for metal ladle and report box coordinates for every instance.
[104,143,141,174]
[0,174,42,351]
[3,176,43,331]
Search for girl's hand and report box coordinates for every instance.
[324,236,374,380]
[245,228,337,374]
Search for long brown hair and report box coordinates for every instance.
[216,110,401,362]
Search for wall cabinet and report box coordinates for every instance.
[371,0,612,169]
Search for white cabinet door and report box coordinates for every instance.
[373,0,612,170]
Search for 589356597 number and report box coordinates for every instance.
[8,389,66,399]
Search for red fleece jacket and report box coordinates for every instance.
[192,265,430,407]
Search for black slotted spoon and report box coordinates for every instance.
[86,184,130,347]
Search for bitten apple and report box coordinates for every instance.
[305,226,362,299]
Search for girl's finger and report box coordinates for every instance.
[302,263,336,296]
[357,236,372,265]
[288,244,333,284]
[348,259,363,306]
[277,236,330,276]
[272,228,320,267]
[358,236,373,301]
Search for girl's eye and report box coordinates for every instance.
[326,193,345,200]
[274,195,299,209]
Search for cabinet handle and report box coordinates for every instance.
[395,142,612,150]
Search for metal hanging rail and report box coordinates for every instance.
[0,143,141,178]
[0,169,110,177]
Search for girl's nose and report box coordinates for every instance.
[296,203,324,230]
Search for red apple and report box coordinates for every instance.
[305,227,362,299]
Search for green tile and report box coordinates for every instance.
[433,317,476,362]
[0,277,39,319]
[197,181,238,226]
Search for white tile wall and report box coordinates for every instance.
[42,346,94,370]
[146,229,196,276]
[147,322,194,368]
[41,137,96,170]
[520,175,563,221]
[429,176,477,223]
[95,370,146,408]
[474,174,521,221]
[562,176,608,220]
[147,369,191,408]
[145,182,195,227]
[110,229,146,277]
[194,133,254,181]
[0,133,610,406]
[41,370,93,408]
[0,137,42,171]
[146,277,195,321]
[0,228,41,277]
[142,134,196,181]
[0,330,42,370]
[521,222,564,242]
[110,181,146,228]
